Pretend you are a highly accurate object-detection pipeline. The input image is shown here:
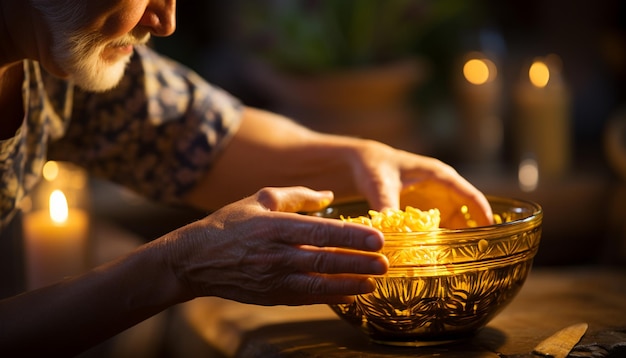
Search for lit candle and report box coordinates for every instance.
[513,55,571,180]
[455,52,503,167]
[22,161,90,290]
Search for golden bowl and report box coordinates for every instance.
[309,196,542,347]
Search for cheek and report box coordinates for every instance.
[98,7,145,38]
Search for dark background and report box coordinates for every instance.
[142,0,626,266]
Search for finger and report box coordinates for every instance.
[273,214,385,252]
[218,275,377,306]
[436,176,493,227]
[357,164,402,211]
[401,161,493,227]
[289,246,389,275]
[366,182,400,211]
[460,195,493,227]
[255,186,334,213]
[284,273,377,298]
[272,294,357,306]
[445,173,493,227]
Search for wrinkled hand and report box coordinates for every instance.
[162,187,388,306]
[347,141,493,228]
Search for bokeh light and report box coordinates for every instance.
[463,58,496,85]
[529,61,550,88]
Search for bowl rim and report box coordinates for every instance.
[314,195,543,238]
[428,194,543,232]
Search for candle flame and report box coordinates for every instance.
[49,190,69,224]
[529,61,550,88]
[463,58,495,85]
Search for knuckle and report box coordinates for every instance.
[311,252,329,273]
[283,273,328,296]
[302,275,327,295]
[256,187,281,210]
[307,222,333,247]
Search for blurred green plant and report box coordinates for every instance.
[239,0,470,74]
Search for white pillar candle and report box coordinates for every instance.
[22,161,90,290]
[23,203,89,289]
[455,52,504,167]
[513,55,571,180]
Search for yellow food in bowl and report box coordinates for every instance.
[340,206,441,232]
[342,205,505,231]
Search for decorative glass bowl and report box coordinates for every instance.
[309,196,542,346]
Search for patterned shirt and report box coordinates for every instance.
[0,45,243,229]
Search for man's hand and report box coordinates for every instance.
[163,186,389,306]
[347,141,493,228]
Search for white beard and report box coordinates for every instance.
[52,30,150,92]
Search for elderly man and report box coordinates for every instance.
[0,0,492,355]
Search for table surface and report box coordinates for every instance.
[182,266,626,358]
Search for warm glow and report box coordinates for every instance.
[518,158,539,192]
[49,190,69,224]
[529,61,550,88]
[42,161,60,181]
[463,58,494,85]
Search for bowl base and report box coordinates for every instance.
[371,338,460,347]
[368,330,474,347]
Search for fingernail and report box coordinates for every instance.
[319,198,331,208]
[360,277,377,293]
[370,258,388,275]
[366,234,384,251]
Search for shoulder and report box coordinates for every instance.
[131,45,244,128]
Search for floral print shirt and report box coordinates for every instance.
[0,45,243,229]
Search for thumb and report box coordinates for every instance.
[255,187,335,213]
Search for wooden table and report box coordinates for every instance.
[181,266,626,357]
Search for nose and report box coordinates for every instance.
[139,0,176,37]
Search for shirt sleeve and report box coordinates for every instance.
[48,45,243,205]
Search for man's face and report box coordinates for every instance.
[33,0,175,92]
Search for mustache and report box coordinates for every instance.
[109,29,151,47]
